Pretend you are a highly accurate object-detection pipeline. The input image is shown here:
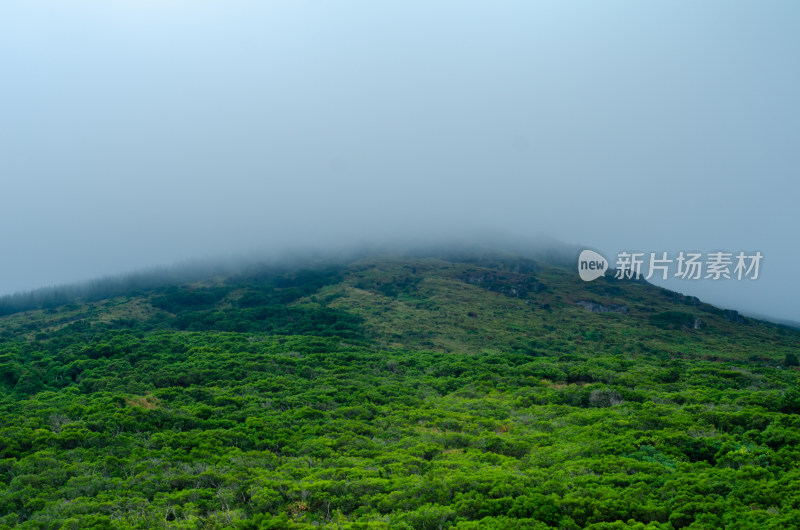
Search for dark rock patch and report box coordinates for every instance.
[575,300,629,314]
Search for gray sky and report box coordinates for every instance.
[1,1,799,321]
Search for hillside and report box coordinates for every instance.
[1,249,800,529]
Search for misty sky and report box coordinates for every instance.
[1,1,799,321]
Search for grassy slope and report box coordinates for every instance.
[298,256,799,362]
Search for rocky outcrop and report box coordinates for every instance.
[575,300,629,314]
[460,269,544,298]
[722,309,746,323]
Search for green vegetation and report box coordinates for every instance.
[1,251,799,528]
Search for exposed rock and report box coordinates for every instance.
[649,311,703,330]
[662,290,702,306]
[460,269,543,298]
[575,300,629,314]
[589,388,625,407]
[684,295,702,306]
[722,309,746,323]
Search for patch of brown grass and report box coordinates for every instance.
[125,394,160,410]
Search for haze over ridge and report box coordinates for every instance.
[1,1,798,319]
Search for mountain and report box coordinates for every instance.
[1,246,799,529]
